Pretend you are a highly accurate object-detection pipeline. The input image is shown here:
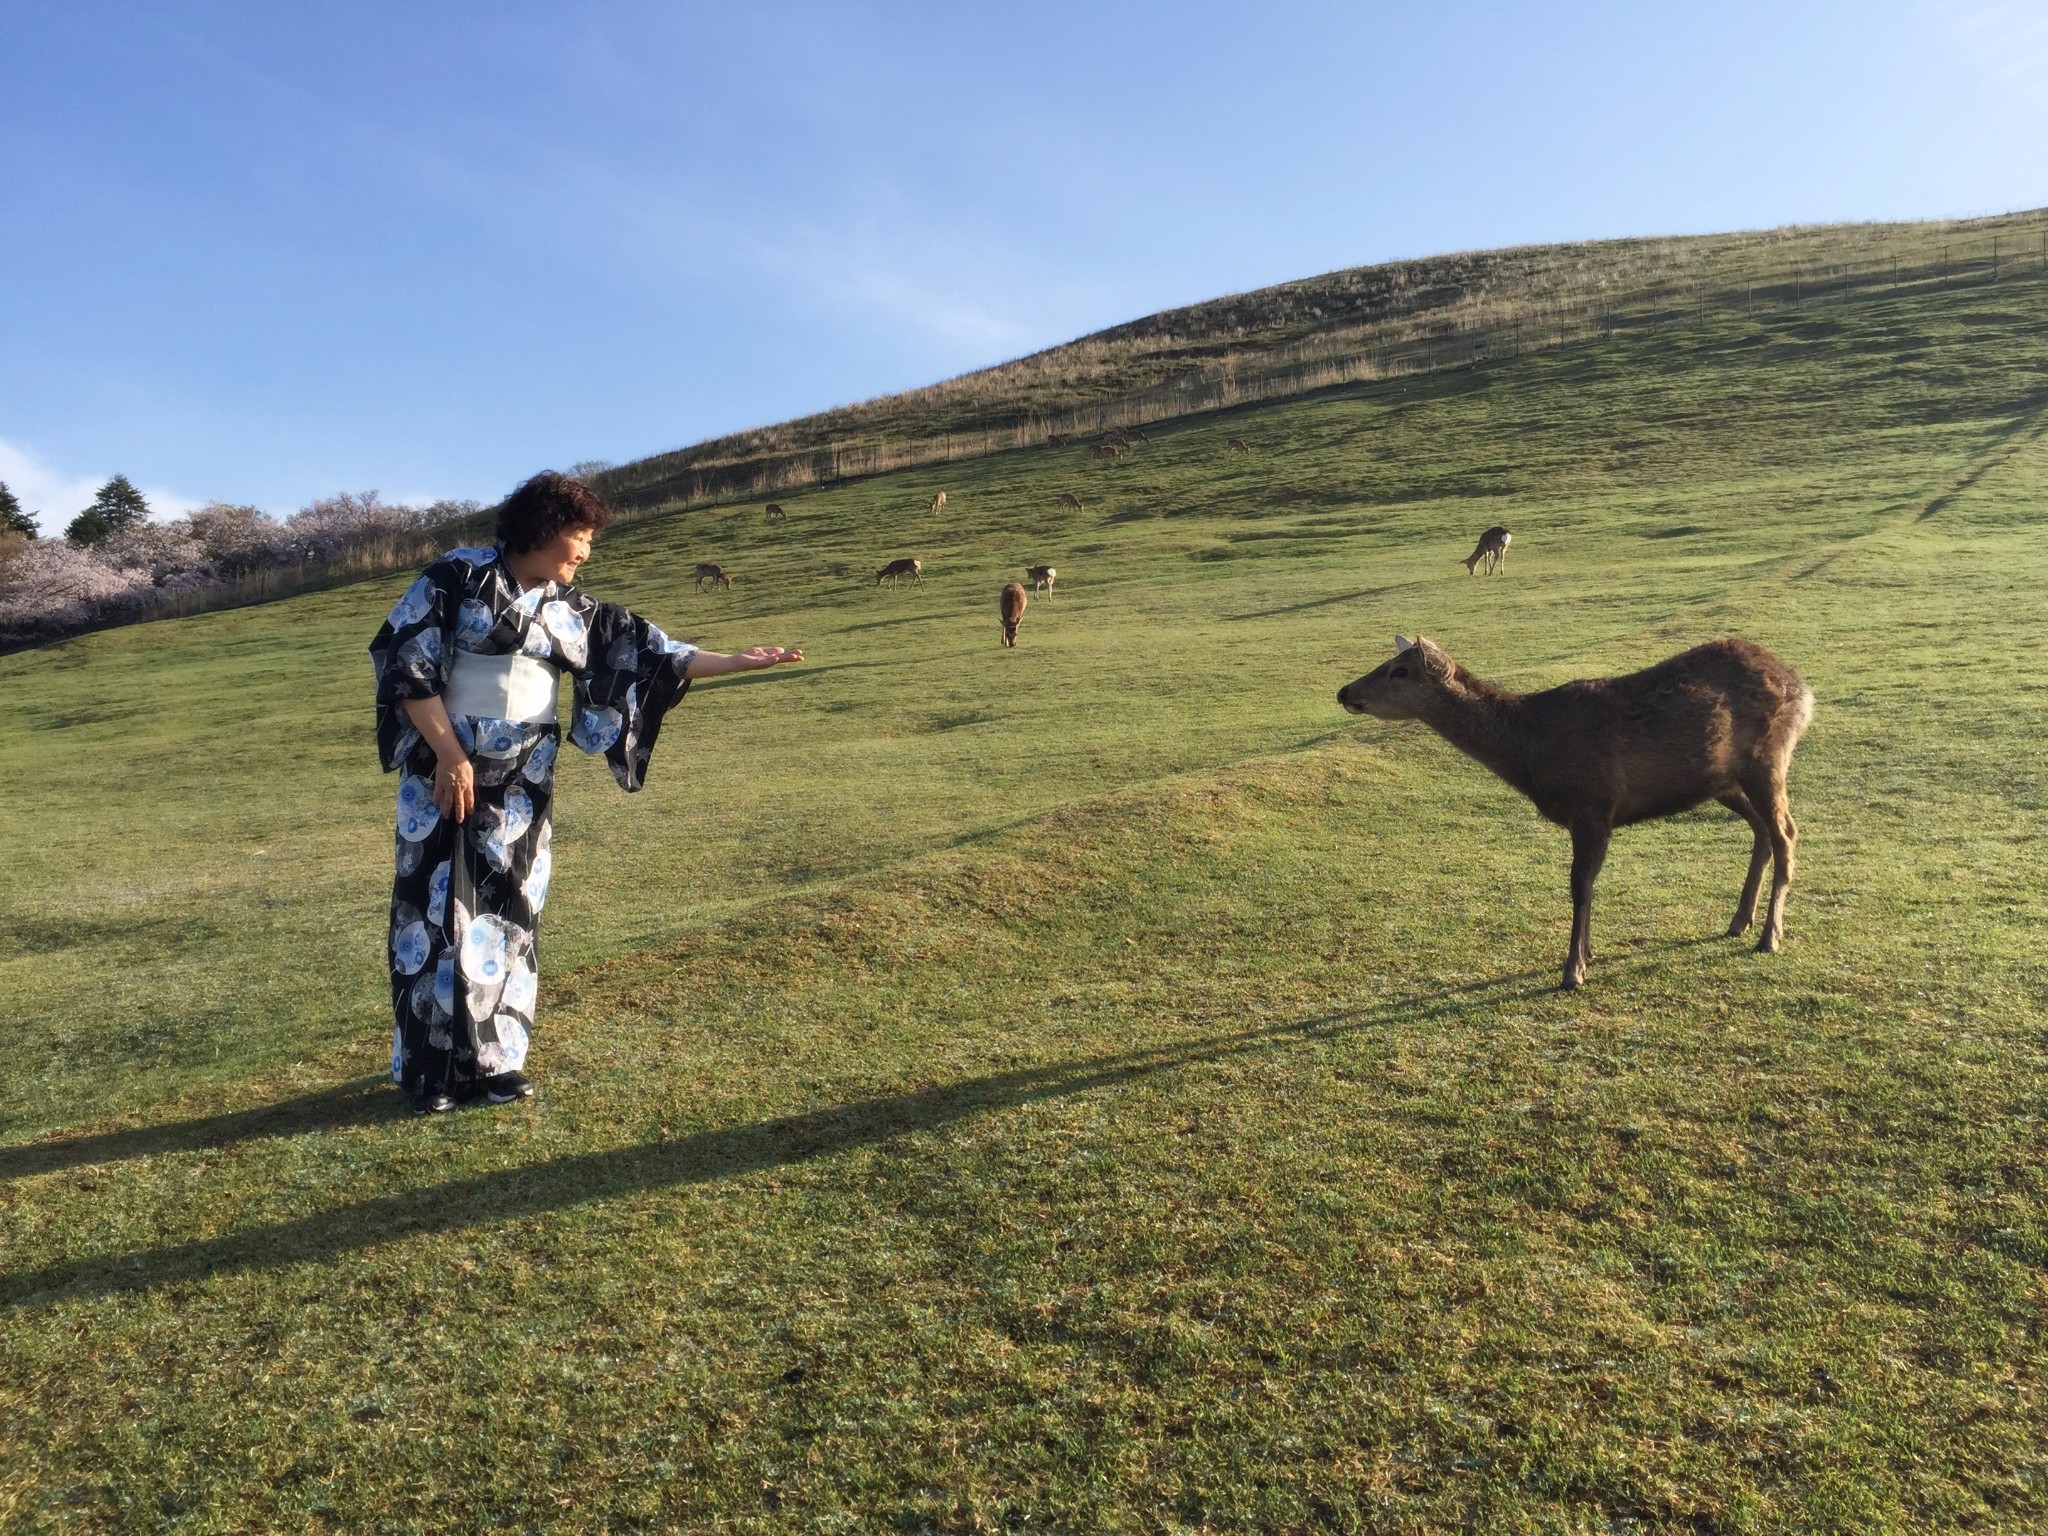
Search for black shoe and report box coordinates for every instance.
[412,1080,457,1115]
[483,1071,534,1104]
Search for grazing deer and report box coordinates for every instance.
[1226,437,1252,456]
[1057,492,1084,513]
[1462,525,1511,575]
[1091,442,1126,460]
[1337,635,1814,990]
[875,557,923,587]
[1046,433,1071,447]
[764,503,787,523]
[929,491,948,513]
[1107,427,1133,448]
[1025,564,1056,593]
[999,582,1028,646]
[692,562,733,591]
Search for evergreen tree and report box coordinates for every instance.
[91,474,149,533]
[0,481,36,538]
[66,475,149,547]
[66,507,112,546]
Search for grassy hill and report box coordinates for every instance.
[4,245,2048,1529]
[593,209,2048,514]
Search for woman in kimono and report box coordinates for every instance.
[369,471,802,1113]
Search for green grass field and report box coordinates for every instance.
[5,263,2048,1531]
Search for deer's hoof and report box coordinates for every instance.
[1726,917,1751,938]
[1755,932,1780,955]
[1560,969,1584,992]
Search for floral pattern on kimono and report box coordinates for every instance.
[369,545,697,1095]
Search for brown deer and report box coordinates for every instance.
[692,562,733,591]
[1046,433,1071,447]
[998,583,1028,646]
[1057,492,1084,513]
[1025,564,1056,593]
[1462,525,1511,575]
[764,503,787,523]
[1091,442,1126,460]
[875,557,923,587]
[929,491,948,513]
[1226,437,1252,456]
[1337,635,1814,990]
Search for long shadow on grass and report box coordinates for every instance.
[0,1077,396,1180]
[1222,585,1412,623]
[0,942,1744,1309]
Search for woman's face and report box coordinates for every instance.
[527,524,595,584]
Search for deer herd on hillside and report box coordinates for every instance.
[658,423,1814,990]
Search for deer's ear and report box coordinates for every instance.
[1394,633,1414,654]
[1414,636,1451,677]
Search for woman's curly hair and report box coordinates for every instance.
[495,470,615,553]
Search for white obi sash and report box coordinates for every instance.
[443,650,561,725]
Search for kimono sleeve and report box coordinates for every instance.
[567,600,699,792]
[367,558,464,772]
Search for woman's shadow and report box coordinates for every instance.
[0,1075,399,1181]
[0,932,1742,1310]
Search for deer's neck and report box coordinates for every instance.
[1417,668,1533,796]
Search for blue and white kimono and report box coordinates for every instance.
[368,544,696,1097]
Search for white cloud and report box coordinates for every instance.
[143,485,205,520]
[0,441,100,537]
[0,439,199,535]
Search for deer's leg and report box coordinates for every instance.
[1744,773,1797,953]
[1720,789,1771,936]
[1564,820,1611,990]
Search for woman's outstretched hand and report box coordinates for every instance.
[684,645,804,678]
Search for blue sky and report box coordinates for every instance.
[3,1,2045,532]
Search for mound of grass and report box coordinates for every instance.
[5,264,2048,1529]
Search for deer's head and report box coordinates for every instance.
[1337,635,1453,718]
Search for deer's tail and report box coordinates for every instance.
[1791,684,1815,743]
